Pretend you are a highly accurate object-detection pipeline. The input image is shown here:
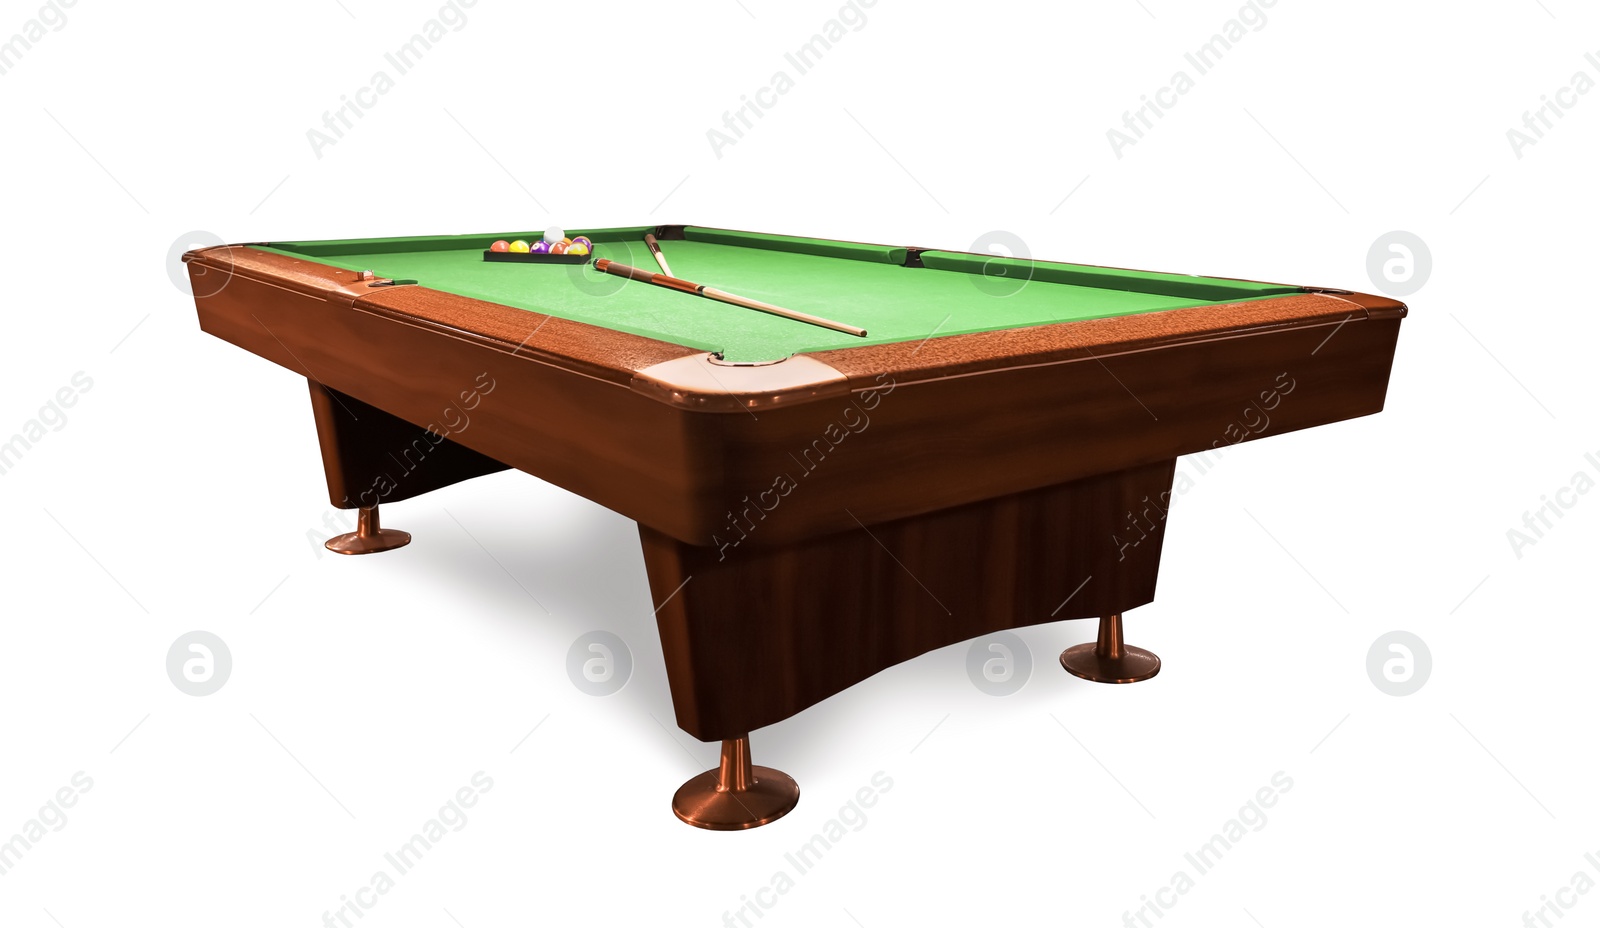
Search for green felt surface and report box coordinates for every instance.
[264,228,1303,363]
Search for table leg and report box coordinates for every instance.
[305,381,509,547]
[671,734,799,830]
[640,458,1175,741]
[1059,612,1161,683]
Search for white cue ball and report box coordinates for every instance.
[544,226,565,243]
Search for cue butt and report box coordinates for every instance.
[594,258,656,284]
[594,259,868,338]
[596,259,698,294]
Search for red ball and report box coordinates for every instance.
[490,240,510,252]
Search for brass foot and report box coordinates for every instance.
[324,505,411,556]
[1060,613,1161,684]
[672,735,799,830]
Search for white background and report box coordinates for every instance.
[1,1,1595,926]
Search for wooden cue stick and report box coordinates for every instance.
[595,259,867,337]
[643,233,674,277]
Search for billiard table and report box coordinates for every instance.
[183,224,1405,829]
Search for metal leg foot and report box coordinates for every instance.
[1060,613,1161,684]
[672,735,799,830]
[324,505,411,556]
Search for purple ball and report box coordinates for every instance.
[529,240,552,255]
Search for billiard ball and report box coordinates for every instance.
[490,240,510,252]
[548,242,569,255]
[572,236,592,250]
[567,242,590,256]
[509,240,530,253]
[544,226,564,244]
[559,237,573,246]
[529,240,551,254]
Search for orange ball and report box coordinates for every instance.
[548,241,568,255]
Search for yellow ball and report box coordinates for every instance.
[567,242,590,256]
[508,240,530,253]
